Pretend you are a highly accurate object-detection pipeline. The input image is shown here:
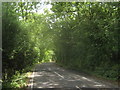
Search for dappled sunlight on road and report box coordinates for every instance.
[28,62,118,89]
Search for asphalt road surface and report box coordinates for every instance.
[28,62,118,89]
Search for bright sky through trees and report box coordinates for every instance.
[34,1,52,14]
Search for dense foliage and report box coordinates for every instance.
[50,2,119,80]
[2,2,54,88]
[2,2,119,88]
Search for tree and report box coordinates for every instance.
[50,2,119,79]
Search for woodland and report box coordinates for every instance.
[2,2,119,88]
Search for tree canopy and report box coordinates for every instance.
[2,2,119,88]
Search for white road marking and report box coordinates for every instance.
[94,84,105,87]
[82,77,92,81]
[54,71,64,79]
[31,69,35,90]
[76,85,80,88]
